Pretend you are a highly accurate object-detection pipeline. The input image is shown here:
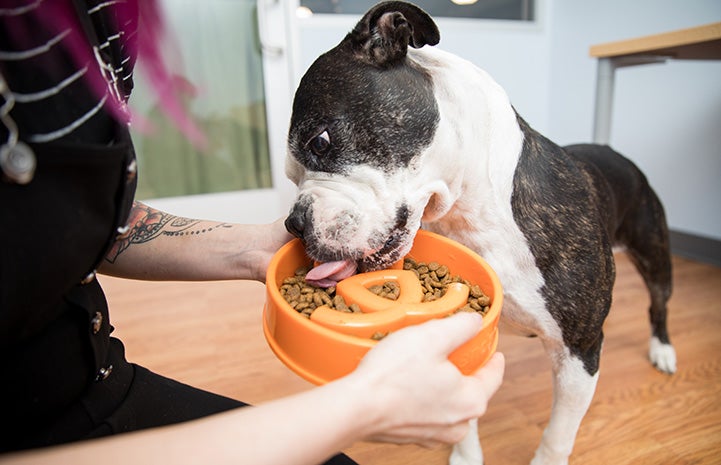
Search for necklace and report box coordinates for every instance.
[0,71,36,185]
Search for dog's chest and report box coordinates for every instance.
[423,190,561,339]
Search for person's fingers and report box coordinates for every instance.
[446,352,504,421]
[470,351,505,400]
[409,312,484,357]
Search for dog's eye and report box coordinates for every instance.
[309,130,331,156]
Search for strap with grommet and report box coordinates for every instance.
[95,364,113,381]
[80,270,97,285]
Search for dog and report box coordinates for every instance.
[283,2,677,464]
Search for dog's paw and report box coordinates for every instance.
[449,448,483,465]
[530,447,569,465]
[649,336,677,374]
[449,420,483,465]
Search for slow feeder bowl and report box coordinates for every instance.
[263,229,503,385]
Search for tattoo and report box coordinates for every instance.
[105,202,231,263]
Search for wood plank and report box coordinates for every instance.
[99,252,721,464]
[589,22,721,59]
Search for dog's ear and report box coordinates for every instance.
[348,1,440,66]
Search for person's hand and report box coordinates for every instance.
[341,312,505,447]
[235,218,293,282]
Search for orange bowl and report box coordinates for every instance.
[263,229,503,385]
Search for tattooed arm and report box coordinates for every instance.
[98,201,292,282]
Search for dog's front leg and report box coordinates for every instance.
[531,343,599,465]
[449,419,483,465]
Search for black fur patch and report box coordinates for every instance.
[288,41,439,175]
[511,114,673,374]
[511,115,615,375]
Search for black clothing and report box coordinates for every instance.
[0,2,357,463]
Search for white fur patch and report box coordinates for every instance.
[531,348,599,465]
[408,47,563,342]
[649,336,677,374]
[292,165,424,262]
[449,420,483,465]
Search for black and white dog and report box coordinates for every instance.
[283,2,676,464]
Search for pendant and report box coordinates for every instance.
[0,140,36,184]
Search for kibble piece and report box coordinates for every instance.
[386,287,400,300]
[436,265,449,278]
[369,285,384,295]
[333,295,349,311]
[295,302,310,311]
[469,284,484,298]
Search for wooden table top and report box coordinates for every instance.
[589,21,721,60]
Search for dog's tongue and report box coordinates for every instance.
[305,259,357,288]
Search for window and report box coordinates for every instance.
[300,0,534,21]
[127,0,298,224]
[130,0,272,200]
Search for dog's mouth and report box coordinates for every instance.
[304,259,358,288]
[360,228,410,271]
[304,229,412,288]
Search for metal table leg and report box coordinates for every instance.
[591,55,668,145]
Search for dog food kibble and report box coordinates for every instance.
[279,258,492,329]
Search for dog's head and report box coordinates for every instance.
[285,1,450,277]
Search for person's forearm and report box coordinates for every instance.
[2,377,375,465]
[98,202,290,282]
[1,311,505,464]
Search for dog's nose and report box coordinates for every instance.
[285,203,309,239]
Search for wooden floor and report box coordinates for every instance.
[99,252,721,465]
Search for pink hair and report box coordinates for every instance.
[131,0,207,148]
[12,0,207,148]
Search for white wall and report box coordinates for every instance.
[296,0,721,241]
[296,3,554,133]
[548,0,721,241]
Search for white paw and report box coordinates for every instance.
[449,448,483,465]
[449,420,483,465]
[530,446,569,465]
[649,336,677,374]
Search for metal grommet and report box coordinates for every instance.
[96,365,113,382]
[115,224,131,240]
[91,311,103,334]
[80,270,97,285]
[126,159,137,183]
